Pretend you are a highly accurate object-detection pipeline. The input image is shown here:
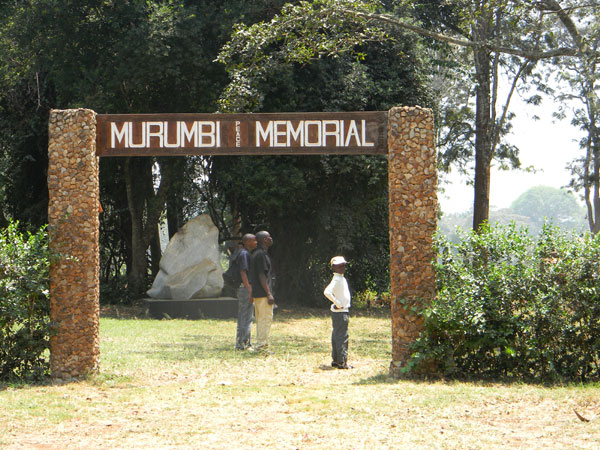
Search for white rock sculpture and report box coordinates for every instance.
[147,214,223,299]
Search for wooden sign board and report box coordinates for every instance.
[96,112,388,156]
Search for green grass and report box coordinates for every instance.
[1,307,599,449]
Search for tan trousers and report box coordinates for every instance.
[253,297,273,349]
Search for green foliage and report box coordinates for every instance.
[212,0,429,304]
[439,186,588,242]
[1,0,402,303]
[217,0,387,112]
[0,221,53,381]
[511,186,586,232]
[100,277,138,306]
[353,283,391,309]
[550,3,600,235]
[0,0,292,298]
[439,207,534,243]
[408,223,600,383]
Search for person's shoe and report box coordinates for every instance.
[337,363,353,369]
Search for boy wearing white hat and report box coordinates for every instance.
[323,256,352,369]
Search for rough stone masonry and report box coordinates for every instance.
[46,106,437,379]
[48,109,100,380]
[387,106,437,377]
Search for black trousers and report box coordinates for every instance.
[331,311,349,365]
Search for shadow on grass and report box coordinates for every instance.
[353,371,486,386]
[355,372,400,385]
[100,304,391,321]
[0,380,43,391]
[353,371,597,388]
[137,332,330,362]
[354,370,462,386]
[0,374,75,390]
[0,371,140,390]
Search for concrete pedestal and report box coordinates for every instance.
[144,297,238,319]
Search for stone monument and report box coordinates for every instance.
[145,214,236,319]
[148,214,223,299]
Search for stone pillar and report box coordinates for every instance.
[47,109,100,380]
[387,106,437,377]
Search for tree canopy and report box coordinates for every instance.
[336,0,599,230]
[1,0,598,304]
[0,0,292,297]
[0,0,431,303]
[214,0,432,303]
[511,185,586,232]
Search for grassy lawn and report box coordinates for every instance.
[1,306,599,449]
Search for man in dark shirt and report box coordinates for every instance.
[226,233,257,350]
[250,230,274,350]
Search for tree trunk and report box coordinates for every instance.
[150,225,162,278]
[166,159,185,239]
[540,0,599,234]
[589,79,600,236]
[472,10,494,231]
[590,127,600,235]
[167,190,183,239]
[124,157,176,297]
[124,157,148,297]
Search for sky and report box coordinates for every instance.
[438,94,584,214]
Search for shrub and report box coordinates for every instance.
[100,276,138,305]
[353,289,391,309]
[0,221,53,381]
[407,223,600,383]
[352,274,391,310]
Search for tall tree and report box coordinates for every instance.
[546,1,600,234]
[341,0,596,229]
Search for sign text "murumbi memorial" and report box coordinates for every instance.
[96,112,387,156]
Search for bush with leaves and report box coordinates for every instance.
[0,221,53,381]
[407,223,600,383]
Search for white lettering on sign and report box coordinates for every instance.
[108,118,376,150]
[110,121,221,148]
[147,122,164,147]
[197,121,220,147]
[235,121,241,148]
[111,122,128,148]
[304,121,322,147]
[255,120,374,147]
[346,120,359,146]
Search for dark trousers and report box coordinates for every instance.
[235,286,254,349]
[331,311,349,365]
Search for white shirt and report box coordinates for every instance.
[323,273,351,312]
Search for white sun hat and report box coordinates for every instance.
[330,256,347,266]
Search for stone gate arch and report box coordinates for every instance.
[47,107,436,380]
